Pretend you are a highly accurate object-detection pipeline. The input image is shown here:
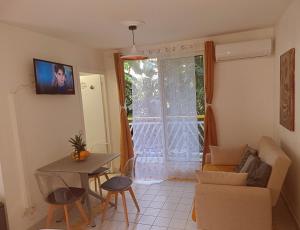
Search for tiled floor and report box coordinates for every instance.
[36,179,299,230]
[95,180,196,230]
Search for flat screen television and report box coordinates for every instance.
[33,59,75,94]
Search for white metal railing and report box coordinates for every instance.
[128,117,204,160]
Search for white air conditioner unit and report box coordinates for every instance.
[215,39,272,62]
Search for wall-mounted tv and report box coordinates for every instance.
[33,59,75,94]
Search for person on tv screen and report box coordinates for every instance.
[52,64,67,93]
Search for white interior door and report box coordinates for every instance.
[80,74,108,153]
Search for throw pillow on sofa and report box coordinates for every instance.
[240,154,272,187]
[210,145,247,165]
[240,154,260,175]
[235,146,258,172]
[247,161,272,187]
[196,170,248,186]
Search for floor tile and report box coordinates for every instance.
[181,192,194,198]
[154,195,168,202]
[128,213,143,223]
[149,201,165,209]
[167,196,181,202]
[141,194,156,201]
[179,197,193,205]
[168,218,187,229]
[133,223,152,230]
[175,204,192,213]
[158,209,174,218]
[149,184,161,189]
[162,201,178,210]
[144,207,161,217]
[159,185,173,191]
[139,200,152,208]
[173,210,189,220]
[153,216,172,227]
[138,215,156,225]
[150,226,168,230]
[157,190,170,197]
[144,189,160,195]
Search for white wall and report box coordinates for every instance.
[274,0,300,225]
[0,22,104,230]
[214,56,275,148]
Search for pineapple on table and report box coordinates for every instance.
[69,134,90,161]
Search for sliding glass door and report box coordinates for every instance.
[125,55,204,182]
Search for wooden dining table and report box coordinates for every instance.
[37,152,120,227]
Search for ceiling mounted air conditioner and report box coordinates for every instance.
[215,39,273,62]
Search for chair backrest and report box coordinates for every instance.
[122,156,138,179]
[258,136,291,206]
[35,171,71,204]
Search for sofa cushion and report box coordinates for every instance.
[203,164,236,172]
[240,154,272,188]
[235,146,258,172]
[240,154,260,174]
[210,145,247,165]
[197,171,248,186]
[247,161,272,188]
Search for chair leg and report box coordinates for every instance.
[94,176,98,192]
[121,192,129,226]
[104,173,109,180]
[129,187,140,212]
[101,191,112,223]
[46,205,55,228]
[114,192,118,209]
[97,176,103,197]
[63,205,71,230]
[75,200,89,225]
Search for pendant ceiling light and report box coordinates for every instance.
[121,25,148,61]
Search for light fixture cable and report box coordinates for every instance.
[121,24,147,60]
[129,25,137,46]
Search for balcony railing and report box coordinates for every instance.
[128,117,204,160]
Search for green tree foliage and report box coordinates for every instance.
[124,62,133,117]
[195,55,205,116]
[124,56,204,118]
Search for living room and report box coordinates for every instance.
[0,0,299,229]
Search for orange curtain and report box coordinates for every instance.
[114,53,134,172]
[203,41,218,164]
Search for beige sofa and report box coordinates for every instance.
[194,136,291,230]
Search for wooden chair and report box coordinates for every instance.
[35,172,89,230]
[88,167,110,196]
[100,157,140,225]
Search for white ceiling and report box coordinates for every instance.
[0,0,292,49]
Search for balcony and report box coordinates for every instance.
[128,116,204,162]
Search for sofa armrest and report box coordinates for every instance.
[205,153,211,164]
[194,184,272,230]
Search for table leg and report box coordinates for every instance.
[80,173,96,227]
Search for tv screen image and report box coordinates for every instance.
[33,59,75,94]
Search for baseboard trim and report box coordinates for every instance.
[281,190,300,229]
